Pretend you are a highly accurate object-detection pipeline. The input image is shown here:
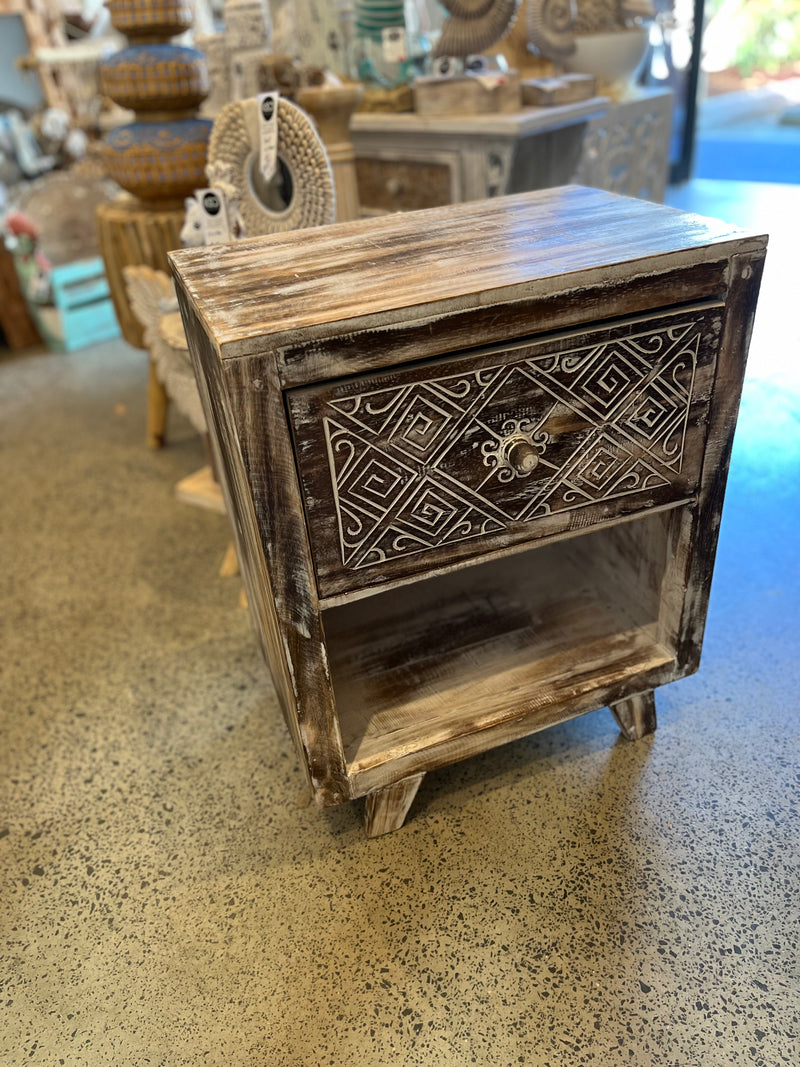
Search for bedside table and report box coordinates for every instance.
[170,186,766,837]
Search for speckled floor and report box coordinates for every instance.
[1,181,798,1066]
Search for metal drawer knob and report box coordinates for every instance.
[481,420,549,482]
[505,436,539,475]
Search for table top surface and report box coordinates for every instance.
[350,96,609,137]
[170,185,767,357]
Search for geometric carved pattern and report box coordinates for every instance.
[322,320,702,570]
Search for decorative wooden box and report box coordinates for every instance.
[170,187,766,837]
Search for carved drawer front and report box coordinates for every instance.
[355,158,456,213]
[288,304,723,599]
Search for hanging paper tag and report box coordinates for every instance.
[382,27,407,63]
[257,91,279,182]
[197,187,231,245]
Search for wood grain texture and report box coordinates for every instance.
[169,186,768,829]
[276,260,731,390]
[97,196,184,351]
[221,353,350,804]
[412,72,522,116]
[316,498,689,611]
[349,656,680,798]
[174,291,348,803]
[671,251,767,674]
[610,690,657,740]
[288,302,723,598]
[323,515,675,785]
[355,158,455,214]
[169,186,766,362]
[364,773,425,837]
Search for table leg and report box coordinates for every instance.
[610,690,657,741]
[147,358,169,449]
[364,773,425,837]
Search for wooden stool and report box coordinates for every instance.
[96,195,184,448]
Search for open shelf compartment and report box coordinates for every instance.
[322,507,687,780]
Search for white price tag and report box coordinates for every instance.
[257,91,279,182]
[382,27,407,63]
[197,187,231,245]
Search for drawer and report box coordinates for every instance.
[355,158,456,213]
[287,303,723,599]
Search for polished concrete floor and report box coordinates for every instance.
[1,182,798,1065]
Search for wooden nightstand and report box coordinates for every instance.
[170,186,766,837]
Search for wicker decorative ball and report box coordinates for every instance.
[106,0,194,38]
[105,119,212,201]
[100,44,210,112]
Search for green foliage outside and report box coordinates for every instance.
[705,0,800,76]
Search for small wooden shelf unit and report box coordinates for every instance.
[170,186,766,836]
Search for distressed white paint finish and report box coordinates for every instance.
[287,304,722,597]
[170,187,767,834]
[169,185,765,363]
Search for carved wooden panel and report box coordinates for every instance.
[355,157,456,214]
[288,303,722,598]
[572,89,674,203]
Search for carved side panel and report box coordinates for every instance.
[288,303,722,597]
[573,90,674,203]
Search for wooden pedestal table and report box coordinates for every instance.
[171,186,766,837]
[296,84,364,223]
[96,195,185,448]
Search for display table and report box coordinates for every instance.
[350,98,608,213]
[351,88,675,212]
[171,186,766,836]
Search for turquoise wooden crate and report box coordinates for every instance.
[46,256,121,352]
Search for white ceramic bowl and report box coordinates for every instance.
[562,27,649,87]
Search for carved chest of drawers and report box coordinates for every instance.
[170,186,766,836]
